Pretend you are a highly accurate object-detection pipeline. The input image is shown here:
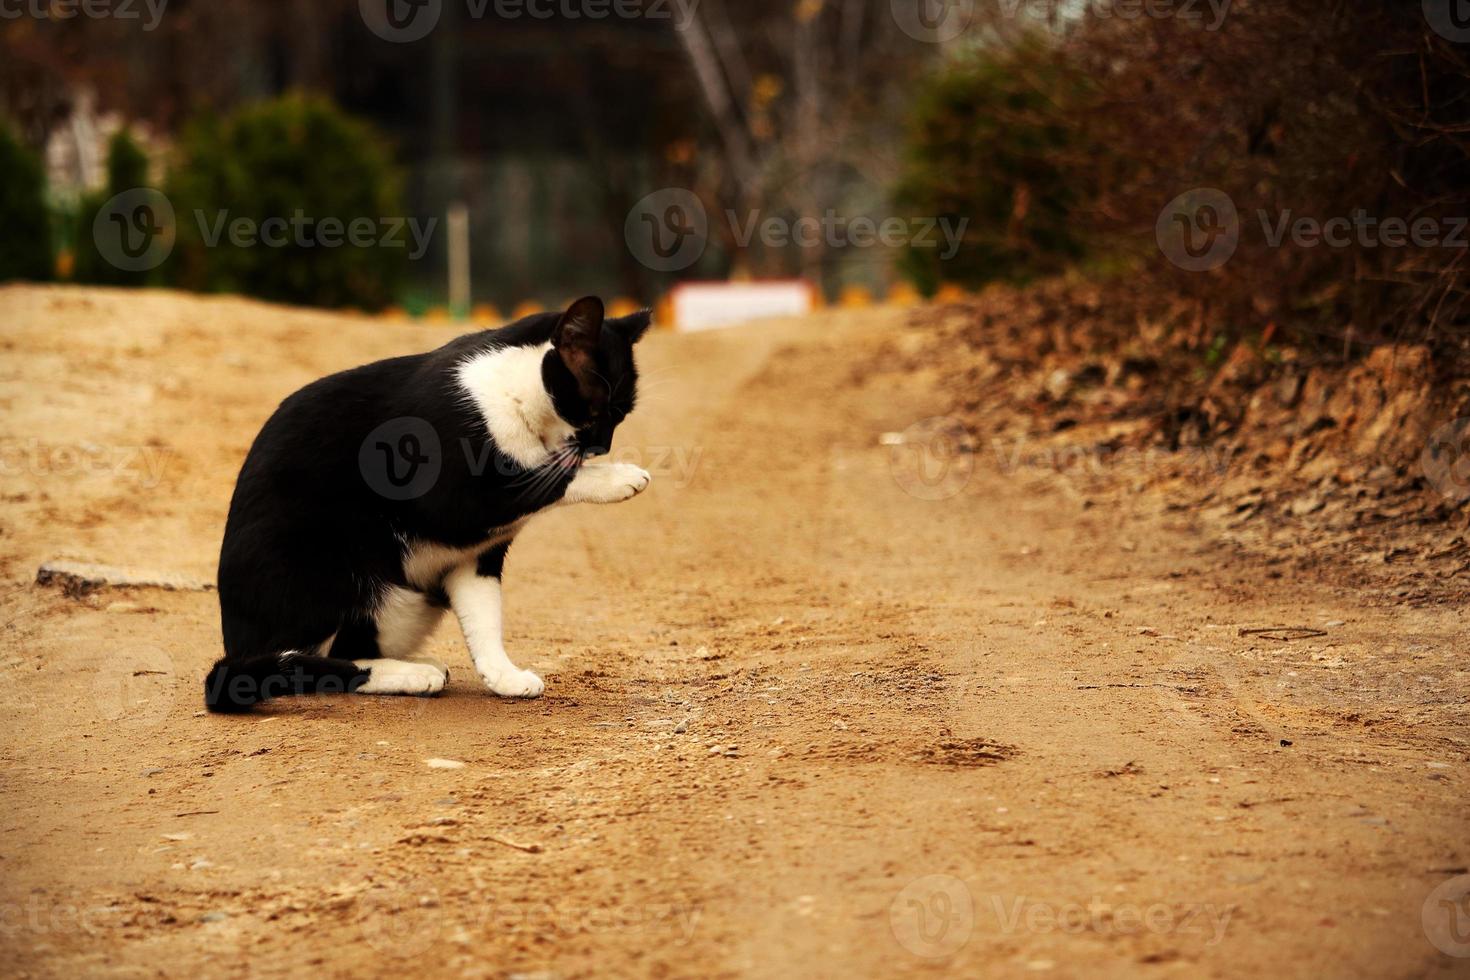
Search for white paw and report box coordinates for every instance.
[604,463,650,502]
[355,660,446,696]
[482,668,545,699]
[409,657,450,680]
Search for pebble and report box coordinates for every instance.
[673,720,688,734]
[425,758,465,770]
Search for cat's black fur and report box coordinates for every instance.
[204,296,649,712]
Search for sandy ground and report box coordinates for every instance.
[0,285,1467,979]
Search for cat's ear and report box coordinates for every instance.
[553,296,604,374]
[611,309,653,345]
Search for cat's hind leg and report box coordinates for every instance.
[350,658,447,696]
[328,587,449,682]
[374,585,449,676]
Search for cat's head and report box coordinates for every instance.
[542,296,652,457]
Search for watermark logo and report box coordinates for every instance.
[94,187,176,272]
[359,417,442,500]
[990,895,1233,945]
[1424,0,1470,43]
[624,188,968,273]
[885,417,975,501]
[1258,210,1468,251]
[362,0,698,43]
[1156,188,1239,272]
[0,440,170,489]
[91,645,177,728]
[1161,189,1468,272]
[626,188,708,273]
[193,210,436,259]
[1422,418,1470,502]
[94,191,438,272]
[359,887,444,955]
[990,435,1235,494]
[1424,874,1470,957]
[891,874,974,957]
[0,897,117,938]
[891,0,975,43]
[0,0,168,30]
[361,0,442,42]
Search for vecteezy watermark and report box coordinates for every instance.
[0,439,171,489]
[95,188,177,272]
[360,0,699,43]
[358,416,704,500]
[0,0,167,30]
[359,890,702,953]
[891,874,974,957]
[0,897,118,938]
[359,888,444,956]
[989,895,1234,946]
[1258,210,1470,251]
[624,188,968,273]
[1422,418,1470,503]
[1156,188,1240,272]
[91,645,177,728]
[884,417,976,501]
[1424,0,1470,43]
[625,188,709,273]
[94,187,437,272]
[193,211,436,260]
[360,417,444,501]
[1424,874,1470,957]
[1158,188,1469,272]
[480,901,702,941]
[990,435,1235,490]
[727,211,967,260]
[891,0,976,43]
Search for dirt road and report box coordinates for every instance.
[1,286,1466,978]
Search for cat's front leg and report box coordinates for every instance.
[561,462,650,505]
[443,549,544,698]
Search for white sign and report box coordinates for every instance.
[670,281,815,332]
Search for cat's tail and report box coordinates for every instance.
[203,653,370,713]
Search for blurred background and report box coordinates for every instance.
[0,0,1466,354]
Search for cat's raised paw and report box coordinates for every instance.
[482,668,545,698]
[605,463,650,502]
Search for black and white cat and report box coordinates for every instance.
[204,296,651,712]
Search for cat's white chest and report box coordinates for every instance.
[457,342,575,469]
[400,519,528,590]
